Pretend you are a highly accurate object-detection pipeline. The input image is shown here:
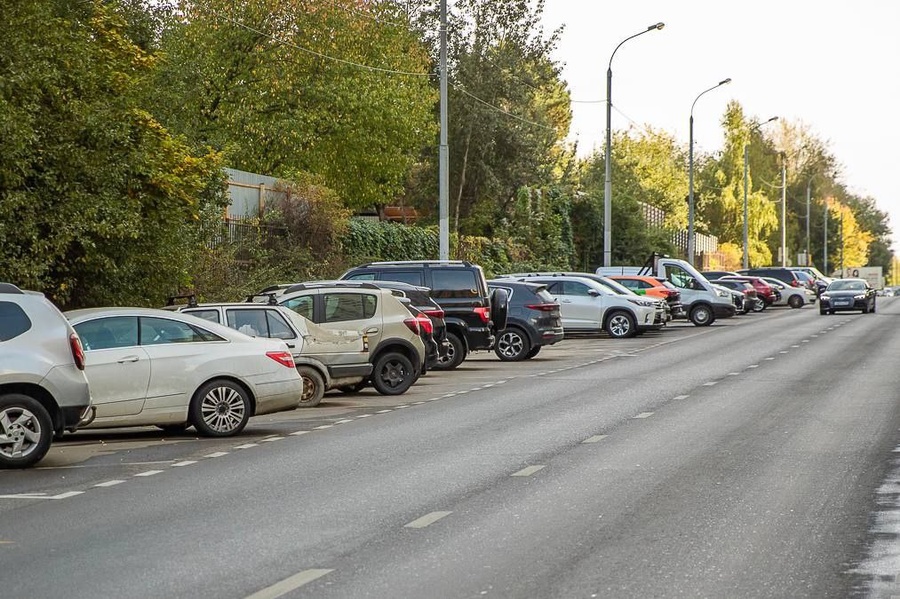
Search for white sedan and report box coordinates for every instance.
[65,308,303,437]
[758,277,816,308]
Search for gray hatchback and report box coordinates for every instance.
[0,283,92,468]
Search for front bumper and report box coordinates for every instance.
[713,303,737,318]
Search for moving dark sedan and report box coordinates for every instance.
[819,278,876,314]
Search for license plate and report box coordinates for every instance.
[834,300,850,306]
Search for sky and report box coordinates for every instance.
[538,0,900,252]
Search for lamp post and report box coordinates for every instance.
[742,116,778,269]
[780,152,787,267]
[687,78,731,266]
[603,22,664,267]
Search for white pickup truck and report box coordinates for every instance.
[596,254,736,326]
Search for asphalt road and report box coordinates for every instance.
[2,298,900,598]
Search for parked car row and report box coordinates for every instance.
[0,258,867,468]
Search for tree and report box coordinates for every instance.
[0,0,225,308]
[151,0,437,213]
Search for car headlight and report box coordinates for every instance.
[627,298,654,307]
[820,294,830,301]
[715,289,728,298]
[854,294,866,300]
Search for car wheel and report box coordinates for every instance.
[337,380,367,394]
[525,346,542,359]
[752,299,766,312]
[156,423,191,434]
[606,310,637,339]
[297,365,325,408]
[788,295,804,309]
[494,327,531,361]
[862,304,869,314]
[190,379,251,437]
[689,304,715,326]
[819,308,828,315]
[871,301,876,313]
[0,394,53,469]
[434,332,466,370]
[371,352,416,396]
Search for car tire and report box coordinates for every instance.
[871,302,876,313]
[494,327,531,361]
[525,346,542,359]
[371,352,416,396]
[752,299,766,312]
[156,423,191,434]
[434,332,466,370]
[297,365,325,408]
[0,394,53,469]
[605,310,637,339]
[190,379,251,437]
[819,308,828,315]
[689,304,715,326]
[788,295,804,309]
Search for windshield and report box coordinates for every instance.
[827,279,867,292]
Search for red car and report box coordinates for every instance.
[721,276,779,307]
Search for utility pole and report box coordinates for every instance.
[823,204,828,274]
[438,0,449,260]
[780,153,787,267]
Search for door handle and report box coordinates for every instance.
[365,327,379,334]
[286,343,295,348]
[117,355,140,364]
[560,299,573,303]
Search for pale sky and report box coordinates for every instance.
[539,1,900,252]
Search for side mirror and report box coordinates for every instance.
[692,279,706,290]
[588,289,601,297]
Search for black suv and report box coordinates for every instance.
[340,261,507,370]
[487,280,563,361]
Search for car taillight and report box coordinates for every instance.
[266,350,295,368]
[526,303,558,312]
[403,317,420,335]
[69,333,85,370]
[790,280,801,287]
[423,308,445,319]
[416,314,433,335]
[474,306,491,323]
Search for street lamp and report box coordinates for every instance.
[742,116,778,269]
[780,152,787,267]
[687,77,731,266]
[603,22,664,267]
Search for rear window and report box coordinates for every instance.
[431,269,481,299]
[535,288,556,303]
[182,309,221,324]
[379,271,424,286]
[323,293,377,323]
[0,301,32,341]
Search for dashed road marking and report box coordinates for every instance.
[313,425,332,430]
[356,414,371,418]
[673,395,689,400]
[376,410,393,414]
[172,461,197,467]
[583,435,608,443]
[728,372,740,376]
[405,511,452,529]
[333,419,354,424]
[260,437,283,443]
[703,381,718,386]
[779,350,789,354]
[764,357,775,361]
[94,480,126,488]
[396,405,410,409]
[235,443,260,448]
[134,470,163,477]
[634,412,654,419]
[289,431,309,437]
[747,364,759,369]
[205,451,230,457]
[244,568,334,599]
[511,465,545,477]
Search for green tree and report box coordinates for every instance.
[151,0,436,213]
[0,0,225,308]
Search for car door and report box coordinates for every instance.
[138,316,227,415]
[73,315,150,418]
[541,280,602,330]
[319,291,383,349]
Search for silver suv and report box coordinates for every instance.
[165,298,373,408]
[0,283,92,468]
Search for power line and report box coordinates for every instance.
[209,8,433,78]
[453,85,556,131]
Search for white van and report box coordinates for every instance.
[597,255,735,326]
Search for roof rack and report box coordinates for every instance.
[166,294,198,308]
[356,260,472,267]
[282,281,383,295]
[245,293,278,305]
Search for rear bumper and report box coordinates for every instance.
[254,378,304,415]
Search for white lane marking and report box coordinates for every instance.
[289,431,309,437]
[703,381,718,386]
[260,437,283,443]
[134,470,163,477]
[812,334,818,337]
[404,511,452,529]
[52,491,85,499]
[235,443,259,449]
[313,425,332,430]
[244,568,334,599]
[583,435,608,443]
[395,405,410,409]
[779,351,789,354]
[495,380,508,384]
[376,410,393,414]
[172,461,197,467]
[356,414,371,418]
[802,339,810,343]
[482,384,494,388]
[205,451,230,457]
[412,401,426,405]
[633,412,654,419]
[333,419,354,425]
[94,480,126,488]
[0,491,85,500]
[747,364,759,369]
[728,372,740,376]
[764,357,775,361]
[791,345,800,348]
[511,465,546,477]
[427,398,440,402]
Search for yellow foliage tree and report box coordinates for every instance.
[826,198,872,269]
